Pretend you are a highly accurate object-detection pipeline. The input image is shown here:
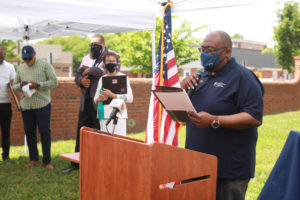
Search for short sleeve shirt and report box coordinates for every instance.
[0,61,16,103]
[185,58,264,179]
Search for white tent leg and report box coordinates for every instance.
[24,135,27,153]
[152,29,156,74]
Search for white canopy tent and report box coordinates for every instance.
[1,0,263,40]
[0,0,156,40]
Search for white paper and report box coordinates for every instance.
[154,90,196,112]
[22,83,36,98]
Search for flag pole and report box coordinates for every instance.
[158,2,173,142]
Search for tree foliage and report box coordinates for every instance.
[273,1,300,73]
[0,40,18,59]
[38,35,90,73]
[231,33,244,39]
[39,17,204,75]
[104,17,205,74]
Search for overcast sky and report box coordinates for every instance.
[172,0,288,47]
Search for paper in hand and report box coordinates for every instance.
[152,86,196,122]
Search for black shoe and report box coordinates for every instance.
[2,157,10,161]
[63,166,79,173]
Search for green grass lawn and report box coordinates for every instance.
[1,110,300,200]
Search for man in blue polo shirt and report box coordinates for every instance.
[181,30,264,200]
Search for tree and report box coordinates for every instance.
[38,35,90,74]
[273,1,300,73]
[104,17,205,74]
[0,40,18,59]
[231,33,244,39]
[39,17,205,75]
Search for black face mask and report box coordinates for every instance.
[105,63,117,73]
[90,44,102,60]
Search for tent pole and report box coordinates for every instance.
[17,41,20,66]
[151,29,156,74]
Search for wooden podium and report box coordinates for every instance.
[68,127,217,200]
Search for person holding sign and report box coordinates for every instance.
[94,50,133,136]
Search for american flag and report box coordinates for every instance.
[146,3,181,146]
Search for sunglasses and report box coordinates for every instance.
[23,57,32,61]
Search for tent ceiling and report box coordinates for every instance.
[0,0,156,40]
[0,0,278,40]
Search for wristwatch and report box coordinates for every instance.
[211,116,220,128]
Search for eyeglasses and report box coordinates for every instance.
[198,46,227,54]
[89,43,102,47]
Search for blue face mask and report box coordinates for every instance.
[200,51,221,72]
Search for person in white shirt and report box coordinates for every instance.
[0,46,16,161]
[94,50,133,136]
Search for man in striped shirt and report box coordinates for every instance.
[13,45,58,170]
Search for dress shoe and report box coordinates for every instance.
[2,157,10,161]
[63,166,79,173]
[26,160,40,167]
[43,164,54,170]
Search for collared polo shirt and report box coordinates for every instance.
[185,58,264,179]
[0,61,16,103]
[13,59,58,110]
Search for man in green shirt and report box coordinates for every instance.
[13,45,58,170]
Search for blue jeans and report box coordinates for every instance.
[21,104,52,164]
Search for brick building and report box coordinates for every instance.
[15,44,73,77]
[181,39,288,81]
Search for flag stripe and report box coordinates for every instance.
[146,3,181,149]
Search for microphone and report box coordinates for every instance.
[187,69,204,98]
[105,99,125,126]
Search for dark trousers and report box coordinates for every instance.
[72,98,99,167]
[21,104,52,164]
[216,178,250,200]
[0,103,12,160]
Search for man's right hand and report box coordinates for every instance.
[82,68,90,76]
[181,74,202,90]
[80,76,90,88]
[20,81,28,88]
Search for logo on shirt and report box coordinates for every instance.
[213,82,226,88]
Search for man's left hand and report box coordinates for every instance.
[187,111,214,128]
[29,82,40,89]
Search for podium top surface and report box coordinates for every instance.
[60,153,80,163]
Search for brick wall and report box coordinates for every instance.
[3,57,300,146]
[264,56,300,114]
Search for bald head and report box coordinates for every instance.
[206,31,232,49]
